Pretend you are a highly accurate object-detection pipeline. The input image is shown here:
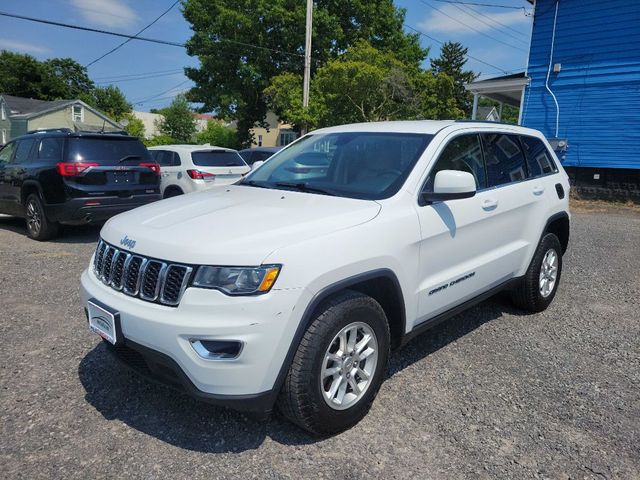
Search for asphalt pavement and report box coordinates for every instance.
[0,207,638,479]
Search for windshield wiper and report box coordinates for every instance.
[240,179,271,189]
[118,154,143,164]
[274,181,337,196]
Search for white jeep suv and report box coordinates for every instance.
[80,121,570,435]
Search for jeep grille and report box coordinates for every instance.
[93,239,193,306]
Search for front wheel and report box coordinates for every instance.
[277,291,390,436]
[25,193,59,241]
[511,233,563,312]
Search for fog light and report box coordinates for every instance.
[191,339,243,360]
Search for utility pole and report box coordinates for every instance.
[302,0,313,134]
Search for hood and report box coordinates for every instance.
[100,185,381,265]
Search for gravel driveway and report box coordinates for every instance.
[1,208,639,479]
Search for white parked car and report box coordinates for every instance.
[148,145,250,198]
[81,121,570,435]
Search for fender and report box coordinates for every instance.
[264,268,406,409]
[20,180,46,204]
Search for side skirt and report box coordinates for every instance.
[399,277,521,347]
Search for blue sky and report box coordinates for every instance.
[0,0,533,112]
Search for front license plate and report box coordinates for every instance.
[87,299,120,345]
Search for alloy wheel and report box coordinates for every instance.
[26,199,42,235]
[320,321,378,411]
[539,248,558,297]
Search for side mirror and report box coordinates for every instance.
[251,160,264,171]
[420,170,476,204]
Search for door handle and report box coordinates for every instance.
[482,198,498,211]
[533,186,545,196]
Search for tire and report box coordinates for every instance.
[511,233,563,312]
[24,193,59,241]
[277,290,390,436]
[163,187,183,199]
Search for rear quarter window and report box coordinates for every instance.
[521,136,558,177]
[481,133,527,187]
[191,150,246,167]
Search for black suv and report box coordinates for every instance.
[0,130,161,240]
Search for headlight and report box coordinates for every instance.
[192,265,281,295]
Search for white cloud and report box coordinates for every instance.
[69,0,138,29]
[418,4,529,36]
[0,39,50,54]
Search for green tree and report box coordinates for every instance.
[41,58,94,100]
[196,120,239,148]
[144,134,177,147]
[430,42,477,116]
[266,42,464,130]
[0,50,44,98]
[182,0,426,145]
[121,113,146,138]
[82,85,132,121]
[478,97,519,124]
[157,95,196,143]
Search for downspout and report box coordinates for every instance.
[545,0,560,138]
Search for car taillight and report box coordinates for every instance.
[56,162,99,177]
[187,169,215,179]
[139,162,161,175]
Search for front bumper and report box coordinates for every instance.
[80,268,309,410]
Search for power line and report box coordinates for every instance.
[453,2,531,42]
[94,68,184,81]
[419,0,528,53]
[428,0,530,11]
[404,23,516,75]
[86,0,180,67]
[0,10,306,61]
[97,71,184,85]
[132,79,191,105]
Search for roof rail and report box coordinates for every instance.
[26,128,73,135]
[455,119,518,126]
[76,129,129,135]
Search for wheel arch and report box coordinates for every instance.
[267,269,407,409]
[21,180,45,205]
[543,211,570,254]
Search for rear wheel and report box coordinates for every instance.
[511,233,563,312]
[25,193,59,241]
[163,186,183,199]
[277,291,390,436]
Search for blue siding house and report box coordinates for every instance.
[466,0,640,200]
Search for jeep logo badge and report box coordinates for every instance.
[120,236,136,249]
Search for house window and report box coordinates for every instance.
[72,105,84,122]
[279,131,297,146]
[258,134,263,147]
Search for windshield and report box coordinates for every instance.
[241,132,433,200]
[67,137,152,165]
[192,150,246,167]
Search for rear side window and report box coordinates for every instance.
[191,150,246,167]
[152,150,180,167]
[481,133,527,187]
[521,136,557,177]
[67,137,152,164]
[37,138,64,160]
[14,139,36,164]
[426,134,486,190]
[0,142,16,163]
